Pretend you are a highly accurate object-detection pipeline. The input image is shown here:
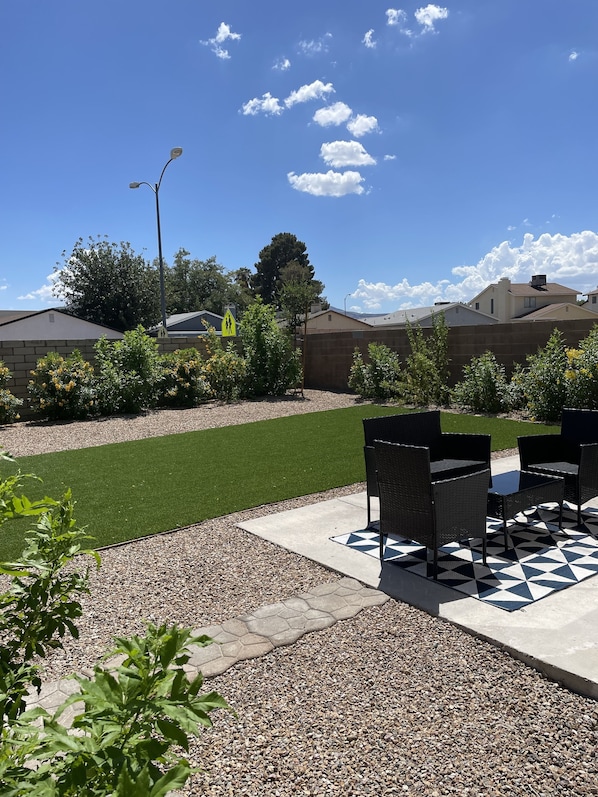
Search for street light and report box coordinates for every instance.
[344,293,352,315]
[129,147,183,333]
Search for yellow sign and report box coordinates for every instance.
[222,309,236,337]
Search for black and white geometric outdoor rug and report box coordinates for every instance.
[331,504,598,611]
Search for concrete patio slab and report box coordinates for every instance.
[238,455,598,700]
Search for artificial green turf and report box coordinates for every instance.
[0,405,558,558]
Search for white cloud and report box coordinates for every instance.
[298,33,332,56]
[569,50,580,61]
[363,29,376,48]
[350,231,598,311]
[241,92,283,116]
[386,9,410,29]
[384,154,397,161]
[414,5,449,33]
[18,272,62,303]
[313,101,353,127]
[200,22,241,59]
[320,141,376,168]
[285,79,335,108]
[273,57,291,71]
[288,170,365,197]
[347,114,379,137]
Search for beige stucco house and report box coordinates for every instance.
[304,308,373,334]
[468,275,580,322]
[362,302,496,328]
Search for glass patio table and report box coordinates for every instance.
[487,470,565,548]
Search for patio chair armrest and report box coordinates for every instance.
[439,433,491,466]
[363,445,378,497]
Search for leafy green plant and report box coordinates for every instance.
[5,624,231,796]
[0,454,230,796]
[452,350,509,413]
[515,328,570,422]
[403,314,450,406]
[94,327,163,415]
[239,299,302,396]
[563,324,598,410]
[28,351,96,421]
[158,348,211,408]
[202,325,246,402]
[0,363,23,424]
[348,343,402,400]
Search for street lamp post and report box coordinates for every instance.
[129,147,183,333]
[344,293,352,315]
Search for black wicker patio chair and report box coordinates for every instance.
[374,440,491,579]
[363,410,491,528]
[518,408,598,525]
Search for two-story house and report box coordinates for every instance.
[468,275,589,321]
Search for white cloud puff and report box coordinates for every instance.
[298,33,332,56]
[415,4,449,33]
[313,102,353,127]
[273,57,291,71]
[287,170,365,197]
[240,92,283,116]
[285,80,335,108]
[320,141,376,168]
[347,114,379,137]
[363,29,376,48]
[200,22,241,59]
[350,231,598,311]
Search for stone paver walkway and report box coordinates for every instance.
[26,578,388,724]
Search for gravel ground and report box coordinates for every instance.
[2,391,595,795]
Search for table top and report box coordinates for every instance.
[489,469,565,498]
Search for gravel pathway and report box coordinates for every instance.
[2,392,596,795]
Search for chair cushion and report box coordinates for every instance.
[430,458,486,480]
[528,461,579,477]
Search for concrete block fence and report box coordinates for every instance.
[1,317,597,417]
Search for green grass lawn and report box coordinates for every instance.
[0,405,557,559]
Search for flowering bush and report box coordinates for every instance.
[0,363,23,424]
[203,326,246,401]
[563,325,598,409]
[28,350,96,420]
[452,350,509,413]
[159,348,211,407]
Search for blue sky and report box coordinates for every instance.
[2,0,598,314]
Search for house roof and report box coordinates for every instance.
[0,308,123,335]
[513,302,597,320]
[362,302,495,327]
[307,308,372,327]
[507,282,578,297]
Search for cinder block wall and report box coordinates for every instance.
[2,319,597,417]
[303,319,598,392]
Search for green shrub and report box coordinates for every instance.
[94,327,163,415]
[452,351,509,413]
[402,315,450,406]
[348,343,402,400]
[159,348,211,407]
[0,363,23,424]
[203,326,246,402]
[28,351,96,421]
[239,300,302,396]
[564,324,598,409]
[516,328,570,422]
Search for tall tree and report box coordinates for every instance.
[53,236,160,331]
[253,232,319,307]
[280,260,325,338]
[163,249,251,316]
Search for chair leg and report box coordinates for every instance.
[379,530,385,560]
[433,548,438,580]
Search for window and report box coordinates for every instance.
[475,302,479,310]
[328,314,332,321]
[592,296,597,305]
[524,297,537,309]
[490,298,494,314]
